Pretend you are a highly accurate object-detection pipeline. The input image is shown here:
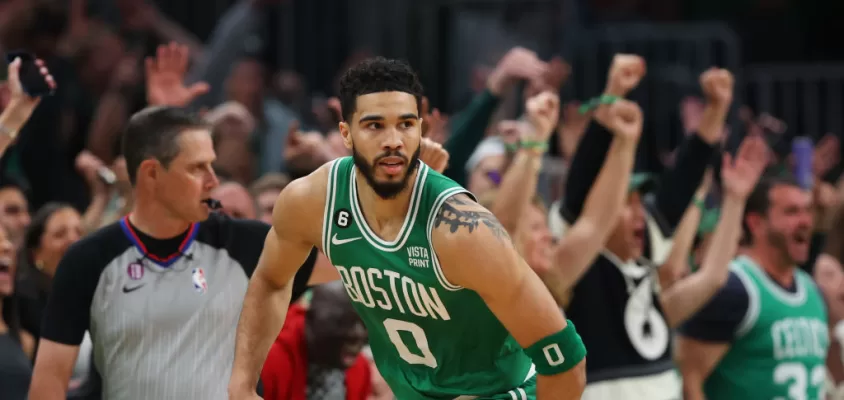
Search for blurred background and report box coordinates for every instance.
[4,0,844,398]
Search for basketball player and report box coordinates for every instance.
[228,57,641,399]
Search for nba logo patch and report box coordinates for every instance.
[192,268,208,294]
[126,263,144,280]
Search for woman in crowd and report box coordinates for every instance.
[15,203,83,339]
[0,223,33,400]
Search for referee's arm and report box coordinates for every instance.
[29,240,101,400]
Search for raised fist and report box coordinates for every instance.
[699,68,734,107]
[525,91,560,141]
[597,99,643,141]
[605,54,646,97]
[419,137,449,173]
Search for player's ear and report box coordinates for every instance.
[339,121,353,150]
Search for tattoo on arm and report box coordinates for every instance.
[435,195,512,242]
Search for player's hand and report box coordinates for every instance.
[486,47,548,96]
[721,135,768,199]
[2,57,56,131]
[604,54,646,97]
[524,91,560,142]
[699,67,734,107]
[419,137,449,173]
[595,99,643,142]
[145,42,210,107]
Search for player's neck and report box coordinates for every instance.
[745,245,795,287]
[355,170,417,223]
[129,196,192,239]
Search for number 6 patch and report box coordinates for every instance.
[335,209,352,228]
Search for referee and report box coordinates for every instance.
[28,106,317,399]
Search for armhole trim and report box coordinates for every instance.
[321,159,342,264]
[732,265,761,338]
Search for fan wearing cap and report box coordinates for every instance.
[549,56,736,399]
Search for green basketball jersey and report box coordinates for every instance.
[321,157,535,399]
[705,255,829,400]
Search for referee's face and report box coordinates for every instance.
[157,129,220,222]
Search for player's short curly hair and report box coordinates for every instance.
[338,57,424,123]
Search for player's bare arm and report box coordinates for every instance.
[29,341,81,400]
[549,99,642,295]
[674,337,731,400]
[228,164,330,398]
[432,194,587,399]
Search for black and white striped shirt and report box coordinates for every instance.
[41,213,316,399]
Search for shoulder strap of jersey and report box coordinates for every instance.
[730,260,762,338]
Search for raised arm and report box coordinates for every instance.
[0,57,56,157]
[652,69,732,230]
[547,99,642,294]
[228,170,326,399]
[491,91,560,234]
[433,195,586,399]
[658,172,711,289]
[562,54,645,218]
[660,136,767,328]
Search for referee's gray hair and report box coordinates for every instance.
[122,106,210,185]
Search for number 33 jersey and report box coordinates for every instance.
[706,256,829,400]
[321,157,534,399]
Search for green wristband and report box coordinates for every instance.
[524,319,587,375]
[578,94,620,115]
[520,140,549,152]
[505,141,549,153]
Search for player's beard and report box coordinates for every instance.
[352,145,420,200]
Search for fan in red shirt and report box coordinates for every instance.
[261,281,370,400]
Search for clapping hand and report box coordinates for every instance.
[419,138,449,173]
[524,91,561,142]
[75,150,113,196]
[420,97,449,144]
[487,47,549,96]
[145,42,209,107]
[721,136,768,199]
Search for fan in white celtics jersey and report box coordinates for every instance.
[231,57,591,400]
